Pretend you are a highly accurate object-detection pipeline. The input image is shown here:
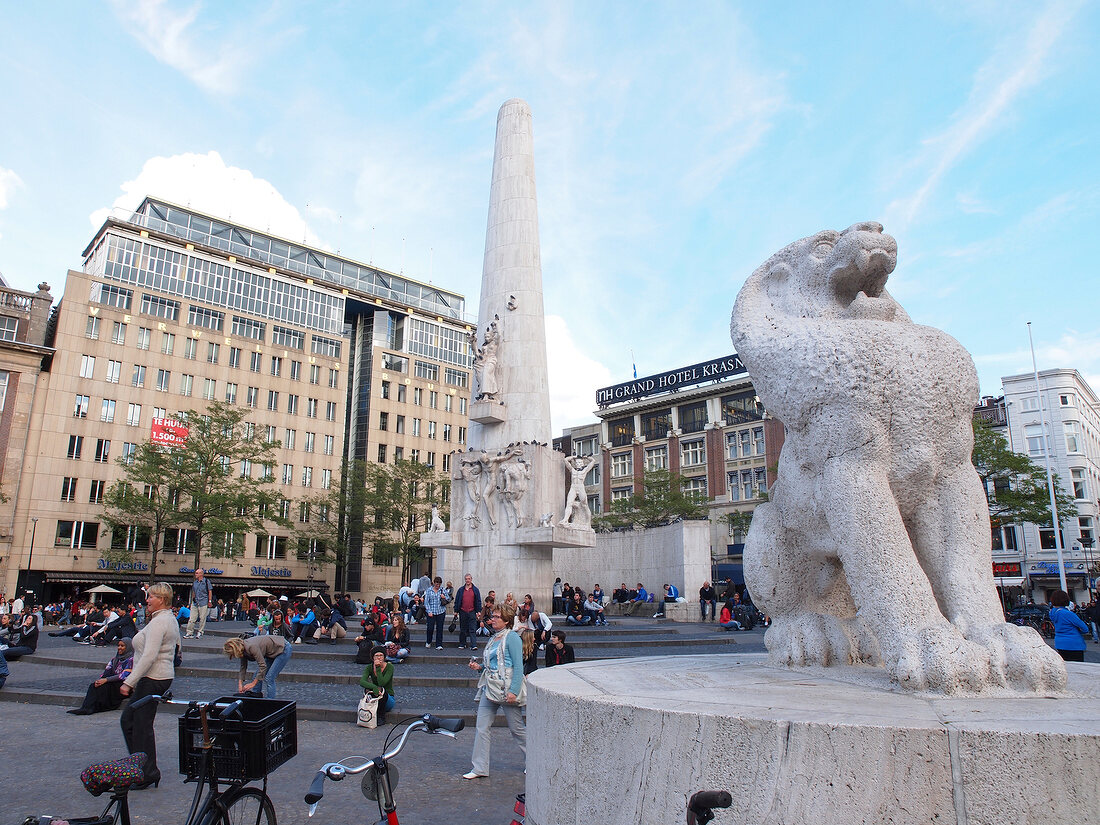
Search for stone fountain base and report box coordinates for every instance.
[525,653,1100,825]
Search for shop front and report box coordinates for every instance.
[992,561,1025,610]
[38,558,327,605]
[1025,560,1090,604]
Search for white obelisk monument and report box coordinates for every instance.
[422,99,593,609]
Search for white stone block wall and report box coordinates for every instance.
[552,519,711,596]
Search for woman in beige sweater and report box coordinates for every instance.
[120,582,179,789]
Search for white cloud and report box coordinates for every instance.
[0,166,23,209]
[90,151,325,248]
[884,0,1081,228]
[546,314,612,434]
[107,0,249,94]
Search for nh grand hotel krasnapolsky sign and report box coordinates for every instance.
[596,354,747,406]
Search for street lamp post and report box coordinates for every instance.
[1080,534,1095,601]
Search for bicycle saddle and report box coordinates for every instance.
[80,753,147,796]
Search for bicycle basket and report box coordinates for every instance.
[177,696,297,781]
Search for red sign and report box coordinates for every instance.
[151,417,189,448]
[992,562,1021,576]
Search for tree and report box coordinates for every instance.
[100,442,185,580]
[593,468,707,531]
[293,460,371,586]
[361,459,447,582]
[172,402,289,569]
[99,402,288,572]
[971,420,1077,529]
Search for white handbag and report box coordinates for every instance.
[357,693,381,728]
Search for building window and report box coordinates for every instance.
[679,401,707,434]
[122,442,137,463]
[126,403,141,426]
[94,439,110,463]
[184,338,198,359]
[326,401,337,421]
[303,431,314,452]
[161,332,175,355]
[302,466,313,487]
[444,394,453,413]
[611,452,632,478]
[207,342,220,363]
[310,364,321,385]
[1025,423,1048,456]
[681,440,705,467]
[86,315,100,340]
[249,351,262,372]
[394,446,404,462]
[682,476,707,499]
[188,305,224,331]
[414,360,439,381]
[137,327,150,350]
[443,423,452,442]
[429,390,438,409]
[100,399,116,423]
[329,368,339,389]
[410,449,420,463]
[240,459,253,478]
[104,360,121,384]
[382,353,408,373]
[1060,393,1076,407]
[307,398,318,418]
[397,384,407,403]
[378,444,387,463]
[79,355,96,379]
[67,435,83,459]
[311,334,341,358]
[321,468,332,489]
[109,321,125,344]
[427,420,437,440]
[232,316,266,341]
[290,360,302,380]
[73,394,89,419]
[323,435,334,455]
[1064,421,1081,453]
[55,520,100,549]
[412,418,421,436]
[379,412,389,431]
[225,382,238,403]
[1072,468,1088,500]
[140,293,180,321]
[282,464,294,485]
[445,367,468,388]
[641,410,671,441]
[130,364,145,387]
[271,325,304,350]
[396,415,405,435]
[180,374,194,396]
[203,378,216,400]
[609,417,634,447]
[271,356,282,377]
[458,426,466,444]
[229,346,241,368]
[246,387,258,408]
[61,476,77,501]
[611,487,632,502]
[380,381,390,400]
[459,397,467,416]
[721,391,763,424]
[89,479,105,504]
[645,446,668,471]
[156,369,171,391]
[267,390,279,412]
[97,284,132,310]
[287,394,299,415]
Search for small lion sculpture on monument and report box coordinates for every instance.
[731,221,1066,694]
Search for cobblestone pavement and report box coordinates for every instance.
[0,702,524,825]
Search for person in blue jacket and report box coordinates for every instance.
[290,603,318,644]
[654,583,679,618]
[1048,589,1089,662]
[463,602,526,779]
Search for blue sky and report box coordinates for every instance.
[1,1,1097,432]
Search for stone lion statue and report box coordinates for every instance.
[730,221,1066,694]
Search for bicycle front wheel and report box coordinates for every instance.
[205,787,277,825]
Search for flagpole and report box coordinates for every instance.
[1028,322,1068,594]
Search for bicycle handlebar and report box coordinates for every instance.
[128,691,245,719]
[687,790,732,825]
[304,715,464,812]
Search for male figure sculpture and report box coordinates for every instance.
[499,456,532,528]
[456,457,483,528]
[559,455,598,528]
[731,221,1065,694]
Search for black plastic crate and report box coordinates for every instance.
[177,696,297,781]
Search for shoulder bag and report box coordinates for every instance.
[357,693,380,728]
[481,631,527,706]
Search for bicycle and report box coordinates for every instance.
[27,692,295,825]
[304,714,465,822]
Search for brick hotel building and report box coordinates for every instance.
[0,198,473,601]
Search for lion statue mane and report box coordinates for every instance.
[730,221,1066,694]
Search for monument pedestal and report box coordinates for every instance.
[526,654,1100,825]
